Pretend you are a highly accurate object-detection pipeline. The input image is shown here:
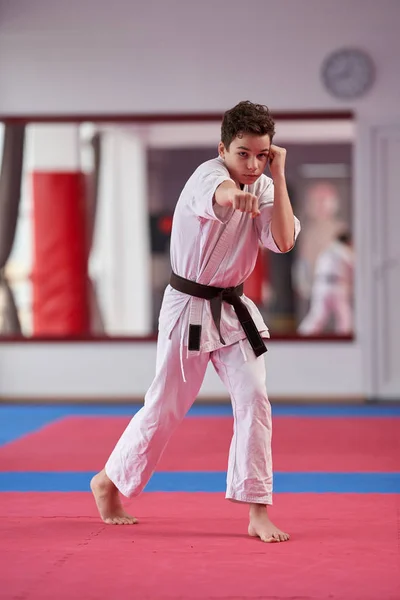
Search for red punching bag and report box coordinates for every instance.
[32,170,89,335]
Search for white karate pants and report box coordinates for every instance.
[105,321,273,505]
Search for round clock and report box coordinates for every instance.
[321,48,375,99]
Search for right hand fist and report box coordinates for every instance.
[231,191,260,218]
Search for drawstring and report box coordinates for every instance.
[179,317,187,383]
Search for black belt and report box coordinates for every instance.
[169,272,267,357]
[317,274,341,284]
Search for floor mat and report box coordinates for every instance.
[0,415,399,472]
[0,492,399,600]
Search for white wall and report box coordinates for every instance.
[0,341,362,400]
[0,0,399,400]
[0,0,399,118]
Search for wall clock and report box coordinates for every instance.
[321,48,375,99]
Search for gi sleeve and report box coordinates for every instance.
[255,177,301,253]
[189,167,236,223]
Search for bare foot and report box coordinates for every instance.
[248,504,290,543]
[90,469,138,525]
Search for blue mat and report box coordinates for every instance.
[1,471,399,493]
[1,403,400,446]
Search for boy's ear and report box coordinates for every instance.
[218,141,225,158]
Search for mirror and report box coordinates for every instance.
[0,114,354,340]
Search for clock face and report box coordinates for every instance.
[321,48,375,99]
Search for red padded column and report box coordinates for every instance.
[30,126,89,335]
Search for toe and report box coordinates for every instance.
[120,516,137,524]
[126,515,138,524]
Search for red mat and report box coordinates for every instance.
[0,492,399,600]
[0,416,399,472]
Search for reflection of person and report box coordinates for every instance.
[298,233,354,335]
[294,182,348,301]
[91,101,300,543]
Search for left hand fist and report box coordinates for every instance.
[268,145,286,178]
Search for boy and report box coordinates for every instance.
[91,101,300,543]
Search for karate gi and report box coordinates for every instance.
[105,157,301,504]
[298,239,354,335]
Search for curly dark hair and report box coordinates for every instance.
[221,101,275,149]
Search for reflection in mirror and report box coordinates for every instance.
[0,117,354,339]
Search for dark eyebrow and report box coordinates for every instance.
[237,146,270,152]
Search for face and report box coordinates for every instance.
[218,133,271,186]
[305,182,339,220]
